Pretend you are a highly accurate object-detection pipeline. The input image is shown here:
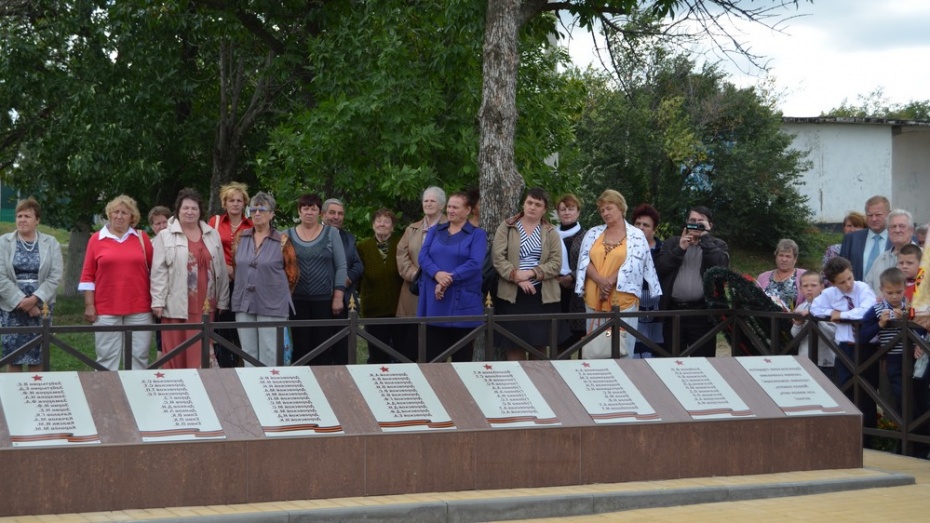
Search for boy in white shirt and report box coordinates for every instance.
[810,256,878,442]
[792,271,836,380]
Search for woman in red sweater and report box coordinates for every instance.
[79,195,154,370]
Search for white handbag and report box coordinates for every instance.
[582,317,628,359]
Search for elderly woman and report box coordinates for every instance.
[357,208,404,363]
[418,192,486,362]
[148,206,171,237]
[80,195,154,370]
[231,192,299,366]
[150,188,229,369]
[396,186,448,360]
[631,203,664,358]
[208,182,253,368]
[575,191,661,357]
[287,193,347,365]
[0,198,63,372]
[493,187,563,360]
[756,239,807,309]
[822,212,866,268]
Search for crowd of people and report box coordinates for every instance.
[2,188,928,405]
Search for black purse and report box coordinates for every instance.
[409,269,422,296]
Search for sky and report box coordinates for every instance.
[564,0,930,117]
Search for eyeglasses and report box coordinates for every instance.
[249,207,270,214]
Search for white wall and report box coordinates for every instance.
[891,128,930,225]
[783,123,892,223]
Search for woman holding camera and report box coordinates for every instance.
[655,205,729,357]
[575,190,661,356]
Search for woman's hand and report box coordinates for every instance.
[518,280,536,295]
[16,295,38,312]
[435,283,447,301]
[27,306,41,318]
[332,290,345,316]
[84,304,97,323]
[435,271,454,287]
[226,263,235,281]
[152,306,164,319]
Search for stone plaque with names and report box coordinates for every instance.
[0,372,100,447]
[452,362,559,427]
[346,364,454,432]
[736,356,843,415]
[550,360,660,423]
[119,369,225,442]
[647,358,754,419]
[236,367,343,436]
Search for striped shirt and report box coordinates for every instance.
[517,221,542,285]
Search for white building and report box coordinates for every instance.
[782,117,930,225]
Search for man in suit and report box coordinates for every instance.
[840,195,891,280]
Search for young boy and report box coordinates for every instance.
[861,267,925,410]
[810,256,878,433]
[896,243,922,303]
[792,271,836,379]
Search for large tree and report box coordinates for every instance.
[476,0,806,232]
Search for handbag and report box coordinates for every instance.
[409,269,422,296]
[915,352,928,379]
[582,316,628,359]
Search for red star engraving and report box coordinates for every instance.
[582,362,591,368]
[484,364,493,370]
[31,374,42,381]
[380,366,390,372]
[154,372,165,378]
[270,369,280,375]
[675,360,684,365]
[763,358,772,364]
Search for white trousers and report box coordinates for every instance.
[95,313,153,371]
[236,313,286,367]
[586,304,639,358]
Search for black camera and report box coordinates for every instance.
[685,222,706,231]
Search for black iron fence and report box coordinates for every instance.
[2,304,928,454]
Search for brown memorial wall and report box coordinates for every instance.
[0,356,861,516]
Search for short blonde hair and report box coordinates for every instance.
[219,182,249,210]
[105,195,141,227]
[596,189,628,216]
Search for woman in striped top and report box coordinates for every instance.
[492,187,564,360]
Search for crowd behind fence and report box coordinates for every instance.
[2,304,928,455]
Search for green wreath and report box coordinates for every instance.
[703,266,795,356]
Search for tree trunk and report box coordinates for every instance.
[478,0,525,234]
[61,224,91,298]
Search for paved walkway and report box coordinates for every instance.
[1,450,927,522]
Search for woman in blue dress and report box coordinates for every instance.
[417,192,487,362]
[0,198,63,372]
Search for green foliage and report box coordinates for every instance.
[258,1,585,234]
[824,87,930,120]
[566,45,813,253]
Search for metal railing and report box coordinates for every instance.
[2,303,928,454]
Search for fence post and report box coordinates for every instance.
[484,293,495,362]
[201,299,213,369]
[347,296,358,365]
[611,305,621,359]
[41,303,52,371]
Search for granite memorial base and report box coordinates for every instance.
[0,357,861,517]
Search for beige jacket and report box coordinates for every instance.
[395,214,448,317]
[492,213,562,305]
[0,232,63,312]
[150,217,229,319]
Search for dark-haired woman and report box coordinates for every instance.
[0,198,63,372]
[492,187,564,360]
[151,188,229,369]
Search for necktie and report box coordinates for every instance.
[864,234,882,276]
[844,295,854,311]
